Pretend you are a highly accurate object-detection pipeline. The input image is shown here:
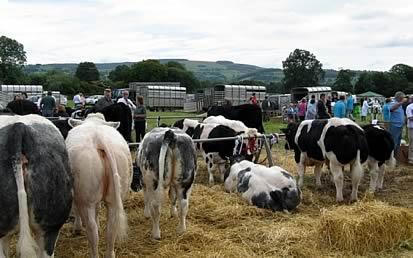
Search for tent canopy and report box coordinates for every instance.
[357,91,384,98]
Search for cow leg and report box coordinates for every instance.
[350,161,363,202]
[73,204,82,235]
[203,152,215,184]
[143,187,151,218]
[105,206,116,258]
[330,163,344,202]
[368,159,379,192]
[145,187,163,240]
[37,230,60,258]
[169,186,178,218]
[78,206,99,258]
[297,161,306,187]
[377,164,386,190]
[0,235,10,258]
[176,186,192,235]
[314,164,322,187]
[218,162,226,182]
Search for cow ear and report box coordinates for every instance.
[105,121,120,129]
[68,118,84,128]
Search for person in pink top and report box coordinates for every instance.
[297,98,307,121]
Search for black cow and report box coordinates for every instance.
[98,103,132,142]
[5,99,39,115]
[282,118,368,202]
[362,124,396,191]
[52,119,72,139]
[207,104,265,133]
[0,115,73,257]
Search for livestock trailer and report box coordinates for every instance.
[202,84,266,108]
[118,82,186,110]
[290,86,332,102]
[1,85,43,99]
[0,92,12,108]
[267,94,292,112]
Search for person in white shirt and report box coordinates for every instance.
[406,95,413,164]
[73,92,82,108]
[117,90,136,111]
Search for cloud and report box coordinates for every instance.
[373,35,413,48]
[1,0,413,70]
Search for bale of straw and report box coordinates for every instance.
[318,201,413,255]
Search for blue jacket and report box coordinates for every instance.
[334,100,346,118]
[346,96,354,111]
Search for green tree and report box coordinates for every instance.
[0,35,27,84]
[166,66,200,93]
[108,64,131,83]
[129,59,167,82]
[355,72,374,94]
[75,62,100,82]
[390,64,413,83]
[333,69,355,92]
[282,49,324,93]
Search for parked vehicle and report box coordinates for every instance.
[85,95,104,105]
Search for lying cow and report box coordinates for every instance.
[137,128,197,240]
[0,114,73,258]
[66,113,132,258]
[224,159,300,212]
[363,124,396,191]
[283,118,368,202]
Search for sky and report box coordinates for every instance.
[1,0,413,71]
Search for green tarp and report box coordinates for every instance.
[357,91,384,98]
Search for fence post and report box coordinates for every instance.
[262,137,273,167]
[157,116,161,127]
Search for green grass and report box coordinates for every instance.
[67,100,74,109]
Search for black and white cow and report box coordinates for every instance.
[282,118,368,202]
[224,159,301,212]
[207,104,265,133]
[137,128,197,240]
[5,99,40,115]
[362,124,396,191]
[96,103,133,142]
[0,115,73,258]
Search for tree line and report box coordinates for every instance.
[1,35,412,97]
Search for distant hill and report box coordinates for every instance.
[24,59,359,85]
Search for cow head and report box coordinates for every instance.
[280,123,298,150]
[68,113,120,128]
[269,186,301,212]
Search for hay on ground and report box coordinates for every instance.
[318,201,413,255]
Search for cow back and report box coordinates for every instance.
[296,120,328,162]
[362,124,394,164]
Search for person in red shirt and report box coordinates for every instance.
[297,98,307,121]
[250,93,258,105]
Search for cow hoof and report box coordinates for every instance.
[349,198,358,204]
[177,226,186,235]
[152,235,161,241]
[73,229,82,236]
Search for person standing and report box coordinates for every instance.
[73,92,82,109]
[389,91,407,156]
[133,96,146,142]
[305,95,317,120]
[346,93,354,120]
[117,90,136,111]
[250,93,258,105]
[40,91,56,117]
[287,102,296,123]
[261,96,271,122]
[317,93,330,119]
[406,96,413,165]
[297,98,307,121]
[326,96,332,115]
[382,98,392,129]
[95,89,114,112]
[333,95,346,118]
[361,98,369,121]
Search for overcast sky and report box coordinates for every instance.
[1,0,412,70]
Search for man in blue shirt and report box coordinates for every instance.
[389,91,407,156]
[346,93,354,121]
[382,98,392,130]
[334,95,346,118]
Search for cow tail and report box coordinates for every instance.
[387,150,396,169]
[158,130,176,195]
[98,138,128,242]
[9,123,38,257]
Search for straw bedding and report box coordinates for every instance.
[7,150,413,257]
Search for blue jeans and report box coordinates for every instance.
[389,123,403,155]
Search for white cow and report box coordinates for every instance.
[138,127,197,240]
[224,159,301,212]
[66,113,132,258]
